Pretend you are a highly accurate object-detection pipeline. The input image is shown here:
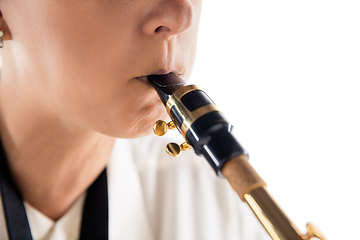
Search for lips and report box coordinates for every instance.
[147,72,185,87]
[134,69,184,86]
[147,73,186,104]
[135,76,149,83]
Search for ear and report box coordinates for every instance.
[0,11,12,41]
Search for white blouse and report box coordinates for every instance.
[0,135,269,240]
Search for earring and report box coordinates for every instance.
[0,30,4,48]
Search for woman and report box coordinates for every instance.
[0,0,268,239]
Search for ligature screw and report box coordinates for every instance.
[166,142,192,157]
[302,222,326,240]
[153,120,176,136]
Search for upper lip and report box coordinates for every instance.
[151,68,173,75]
[151,69,183,78]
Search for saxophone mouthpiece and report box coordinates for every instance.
[148,73,186,105]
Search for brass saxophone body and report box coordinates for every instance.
[148,73,326,240]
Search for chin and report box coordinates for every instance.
[104,121,159,139]
[127,113,170,139]
[100,105,170,139]
[96,123,151,139]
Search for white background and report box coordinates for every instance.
[191,1,360,239]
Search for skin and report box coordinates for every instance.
[0,0,202,220]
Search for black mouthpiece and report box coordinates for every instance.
[148,73,186,105]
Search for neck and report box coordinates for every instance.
[0,110,115,221]
[0,53,115,220]
[3,131,114,222]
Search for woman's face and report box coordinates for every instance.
[1,0,202,138]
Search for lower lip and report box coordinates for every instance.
[135,76,150,84]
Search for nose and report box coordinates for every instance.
[141,0,195,40]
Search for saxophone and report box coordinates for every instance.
[148,73,326,240]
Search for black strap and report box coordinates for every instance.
[0,140,32,239]
[0,139,109,239]
[80,168,109,240]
